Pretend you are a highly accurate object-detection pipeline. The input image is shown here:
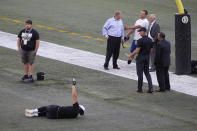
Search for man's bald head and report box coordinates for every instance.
[149,14,157,23]
[114,10,122,20]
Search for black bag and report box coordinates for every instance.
[191,60,197,74]
[37,72,45,81]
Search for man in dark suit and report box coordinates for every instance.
[155,32,171,92]
[148,14,160,72]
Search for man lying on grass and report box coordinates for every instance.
[25,78,85,119]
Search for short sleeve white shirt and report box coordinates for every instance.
[133,18,149,40]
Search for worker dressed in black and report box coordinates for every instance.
[128,27,153,93]
[25,78,86,119]
[155,32,171,92]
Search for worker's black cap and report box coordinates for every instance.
[138,27,147,32]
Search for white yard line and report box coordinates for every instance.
[0,31,197,97]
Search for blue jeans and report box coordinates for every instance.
[130,40,138,53]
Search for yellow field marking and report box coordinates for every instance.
[81,35,93,39]
[0,17,130,48]
[45,27,57,31]
[58,29,69,33]
[34,24,47,28]
[11,19,24,24]
[68,32,81,36]
[93,38,105,41]
[0,17,11,21]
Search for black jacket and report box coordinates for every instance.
[150,22,160,42]
[155,39,171,67]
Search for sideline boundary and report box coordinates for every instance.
[0,31,197,97]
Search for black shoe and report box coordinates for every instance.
[156,89,165,92]
[137,89,143,93]
[104,67,109,70]
[21,75,28,81]
[113,66,120,69]
[127,60,132,64]
[72,78,76,85]
[28,75,34,83]
[147,88,153,93]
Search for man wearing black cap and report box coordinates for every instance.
[128,27,153,93]
[17,20,40,82]
[25,78,86,119]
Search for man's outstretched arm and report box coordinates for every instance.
[71,78,78,104]
[71,85,78,104]
[125,25,142,30]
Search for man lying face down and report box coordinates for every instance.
[25,78,85,119]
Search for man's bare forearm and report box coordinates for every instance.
[35,40,40,53]
[125,26,136,30]
[71,85,78,104]
[125,25,141,30]
[17,39,21,51]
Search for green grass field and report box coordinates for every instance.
[0,0,197,131]
[0,0,197,68]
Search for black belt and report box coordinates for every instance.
[109,35,121,39]
[138,54,150,56]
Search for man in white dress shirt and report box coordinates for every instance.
[125,10,149,53]
[102,10,124,70]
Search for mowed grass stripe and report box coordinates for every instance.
[0,17,130,48]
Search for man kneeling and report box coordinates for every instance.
[25,78,85,119]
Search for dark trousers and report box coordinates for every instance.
[104,36,121,68]
[156,66,170,91]
[150,46,156,70]
[136,55,153,90]
[38,105,59,119]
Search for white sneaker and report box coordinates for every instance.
[25,111,34,117]
[25,113,34,117]
[25,109,34,114]
[25,109,39,117]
